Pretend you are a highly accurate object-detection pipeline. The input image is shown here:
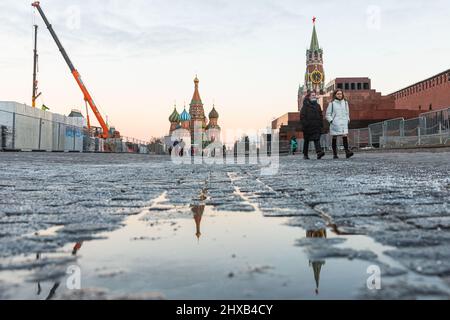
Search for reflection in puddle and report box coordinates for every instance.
[34,253,61,300]
[192,204,205,242]
[3,191,433,300]
[306,229,327,296]
[0,206,381,300]
[72,242,83,256]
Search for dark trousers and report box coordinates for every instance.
[332,136,350,156]
[303,139,322,156]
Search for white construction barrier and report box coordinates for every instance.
[0,101,86,152]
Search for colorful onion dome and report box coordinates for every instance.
[208,105,219,119]
[180,108,191,122]
[169,106,180,123]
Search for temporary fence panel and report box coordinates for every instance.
[368,122,383,148]
[380,118,404,148]
[403,117,421,136]
[384,118,404,136]
[348,130,359,149]
[420,108,449,135]
[358,128,370,148]
[14,113,40,151]
[0,109,14,149]
[40,111,53,151]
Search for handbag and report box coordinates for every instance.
[322,120,330,134]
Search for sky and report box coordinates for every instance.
[0,0,449,141]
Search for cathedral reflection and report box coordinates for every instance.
[191,204,205,242]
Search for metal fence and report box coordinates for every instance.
[376,108,450,148]
[348,128,370,149]
[295,107,450,153]
[0,108,84,152]
[352,107,450,149]
[0,107,150,153]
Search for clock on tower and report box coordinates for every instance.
[310,70,323,84]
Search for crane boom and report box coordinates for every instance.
[32,1,109,138]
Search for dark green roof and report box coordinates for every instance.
[309,25,320,51]
[209,106,219,119]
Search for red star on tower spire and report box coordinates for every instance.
[312,16,316,24]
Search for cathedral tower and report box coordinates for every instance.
[189,76,206,147]
[189,76,206,130]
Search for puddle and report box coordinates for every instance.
[0,194,382,300]
[1,191,448,300]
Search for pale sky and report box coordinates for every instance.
[1,0,449,141]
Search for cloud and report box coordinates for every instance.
[1,0,305,59]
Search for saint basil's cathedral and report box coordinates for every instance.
[167,76,221,154]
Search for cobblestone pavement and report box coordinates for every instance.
[0,151,449,299]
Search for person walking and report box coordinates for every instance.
[325,89,354,159]
[300,91,325,160]
[290,136,298,155]
[179,139,185,157]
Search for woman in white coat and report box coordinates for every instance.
[325,89,354,159]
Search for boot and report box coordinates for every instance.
[317,151,325,160]
[343,137,354,159]
[332,137,338,159]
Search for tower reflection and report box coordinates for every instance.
[306,229,327,295]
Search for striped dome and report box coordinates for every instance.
[179,108,191,122]
[169,107,180,122]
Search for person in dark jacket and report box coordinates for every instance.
[300,91,325,160]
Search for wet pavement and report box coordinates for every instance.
[0,151,449,299]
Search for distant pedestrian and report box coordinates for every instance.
[325,90,354,159]
[179,139,185,156]
[290,136,298,155]
[300,91,325,160]
[172,140,180,156]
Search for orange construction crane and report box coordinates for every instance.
[32,1,109,138]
